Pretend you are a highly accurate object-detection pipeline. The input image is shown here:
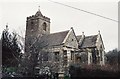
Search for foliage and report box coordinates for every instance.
[1,26,23,77]
[2,26,22,67]
[69,64,118,78]
[105,48,119,65]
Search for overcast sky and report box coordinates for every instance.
[0,0,118,52]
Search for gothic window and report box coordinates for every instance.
[42,22,47,31]
[43,52,48,61]
[54,52,59,61]
[63,50,67,66]
[90,55,92,63]
[100,45,103,61]
[31,21,34,30]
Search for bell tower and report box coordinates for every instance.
[26,7,50,38]
[25,7,50,55]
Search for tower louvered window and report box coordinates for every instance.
[43,22,47,31]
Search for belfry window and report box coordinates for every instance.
[43,22,47,31]
[31,21,34,30]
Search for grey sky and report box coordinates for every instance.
[0,0,118,52]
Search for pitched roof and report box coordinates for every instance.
[38,30,69,47]
[76,35,82,42]
[79,35,98,48]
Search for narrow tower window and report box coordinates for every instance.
[43,22,47,31]
[31,21,34,30]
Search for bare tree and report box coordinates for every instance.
[19,34,50,77]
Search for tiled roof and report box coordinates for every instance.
[76,35,82,42]
[38,30,69,47]
[79,35,98,48]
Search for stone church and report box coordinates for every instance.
[25,8,105,75]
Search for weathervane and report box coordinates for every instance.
[38,6,40,11]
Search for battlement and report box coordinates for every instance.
[27,14,50,22]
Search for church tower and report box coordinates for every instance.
[25,7,50,55]
[26,8,50,37]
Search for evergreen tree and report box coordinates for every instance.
[2,25,21,67]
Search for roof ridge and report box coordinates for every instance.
[85,35,97,37]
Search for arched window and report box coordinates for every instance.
[31,21,34,29]
[42,22,47,31]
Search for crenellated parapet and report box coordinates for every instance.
[26,11,50,23]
